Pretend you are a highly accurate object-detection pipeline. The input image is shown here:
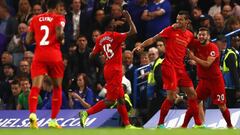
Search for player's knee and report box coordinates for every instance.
[52,78,62,87]
[117,98,125,105]
[218,104,226,112]
[166,93,176,101]
[167,95,176,101]
[104,99,116,107]
[186,91,197,99]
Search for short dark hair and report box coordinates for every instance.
[19,76,30,83]
[178,10,190,20]
[193,7,202,11]
[32,2,42,6]
[3,63,15,69]
[102,15,113,29]
[2,51,11,56]
[77,34,87,40]
[11,80,20,86]
[198,27,209,33]
[47,0,62,9]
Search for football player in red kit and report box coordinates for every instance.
[26,0,65,129]
[133,11,203,128]
[181,27,233,128]
[79,11,140,129]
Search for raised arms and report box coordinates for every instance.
[122,10,137,37]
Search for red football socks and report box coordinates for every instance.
[158,99,174,125]
[51,87,62,119]
[117,104,130,125]
[28,87,40,113]
[188,98,202,125]
[222,108,233,128]
[181,107,193,128]
[87,100,107,115]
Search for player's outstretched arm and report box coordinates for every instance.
[132,34,160,53]
[26,32,34,45]
[122,10,137,37]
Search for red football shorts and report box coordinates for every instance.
[31,60,64,78]
[161,64,193,90]
[104,66,124,101]
[196,77,226,105]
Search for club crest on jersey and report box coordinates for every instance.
[210,51,215,56]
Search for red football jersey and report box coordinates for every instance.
[191,40,222,79]
[29,12,65,62]
[159,26,194,68]
[92,31,127,68]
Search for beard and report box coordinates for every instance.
[200,39,207,45]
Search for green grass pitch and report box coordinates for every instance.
[0,128,239,135]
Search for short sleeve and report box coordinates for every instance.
[209,43,219,58]
[158,26,172,38]
[55,15,66,28]
[115,32,127,44]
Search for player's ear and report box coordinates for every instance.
[186,19,191,26]
[196,33,200,39]
[207,34,211,40]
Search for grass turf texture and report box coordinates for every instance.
[0,128,239,135]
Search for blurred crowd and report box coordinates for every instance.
[0,0,240,125]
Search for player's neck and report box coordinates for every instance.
[47,9,56,14]
[205,41,210,45]
[180,27,187,32]
[201,41,209,46]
